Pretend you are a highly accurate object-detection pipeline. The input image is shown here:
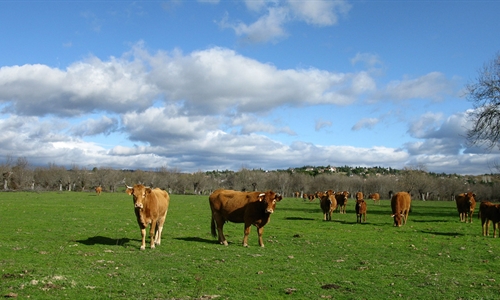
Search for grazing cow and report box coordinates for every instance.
[320,190,337,221]
[391,192,411,227]
[455,192,476,223]
[368,193,380,204]
[478,201,500,237]
[95,186,102,196]
[126,184,170,250]
[336,191,349,214]
[355,198,367,223]
[209,189,282,247]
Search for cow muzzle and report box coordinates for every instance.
[265,208,274,214]
[135,203,143,209]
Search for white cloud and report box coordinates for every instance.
[220,7,289,43]
[0,57,159,117]
[220,0,350,43]
[146,46,360,113]
[378,72,456,102]
[287,0,351,26]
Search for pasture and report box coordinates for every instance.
[0,191,498,299]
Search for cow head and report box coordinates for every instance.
[391,213,404,227]
[461,192,477,211]
[258,190,282,214]
[126,184,152,209]
[356,192,363,201]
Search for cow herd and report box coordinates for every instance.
[121,184,500,250]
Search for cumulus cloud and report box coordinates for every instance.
[0,43,490,175]
[288,0,351,26]
[219,7,289,43]
[220,0,350,43]
[146,46,362,114]
[0,57,158,117]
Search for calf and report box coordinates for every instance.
[95,186,102,196]
[391,192,411,227]
[320,190,337,221]
[126,184,170,250]
[355,198,367,223]
[336,191,349,214]
[209,189,282,247]
[368,193,380,204]
[478,201,500,237]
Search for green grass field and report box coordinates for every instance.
[1,192,498,299]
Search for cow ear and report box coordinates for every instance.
[258,193,265,201]
[126,188,133,195]
[276,195,283,202]
[145,187,153,194]
[390,214,395,217]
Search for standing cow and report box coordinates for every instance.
[455,192,476,223]
[95,186,102,196]
[209,189,281,247]
[478,201,500,237]
[320,190,337,221]
[355,198,367,223]
[336,191,349,214]
[126,184,170,250]
[368,193,380,204]
[391,192,411,227]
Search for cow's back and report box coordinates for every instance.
[391,192,411,213]
[152,188,170,216]
[209,189,253,223]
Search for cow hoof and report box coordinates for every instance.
[243,244,249,247]
[140,246,145,250]
[221,241,228,246]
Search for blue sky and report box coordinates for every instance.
[0,0,499,174]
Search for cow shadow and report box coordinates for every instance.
[76,236,136,246]
[420,230,464,237]
[285,217,316,221]
[174,237,216,244]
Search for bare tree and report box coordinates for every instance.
[466,52,500,150]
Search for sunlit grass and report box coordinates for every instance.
[1,192,499,299]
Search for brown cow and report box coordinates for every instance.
[126,184,170,250]
[455,192,476,223]
[478,201,500,237]
[209,189,282,247]
[391,192,411,227]
[355,198,367,223]
[320,190,337,221]
[368,193,380,204]
[336,191,349,214]
[95,186,102,196]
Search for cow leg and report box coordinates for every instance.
[155,217,165,245]
[363,213,366,223]
[256,226,265,248]
[140,228,147,250]
[149,219,157,249]
[243,224,252,247]
[213,213,228,246]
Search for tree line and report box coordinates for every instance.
[2,156,500,202]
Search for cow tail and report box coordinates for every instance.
[211,216,217,237]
